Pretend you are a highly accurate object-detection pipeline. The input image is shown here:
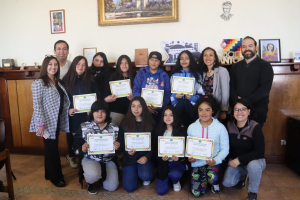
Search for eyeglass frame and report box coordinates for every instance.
[233,107,248,112]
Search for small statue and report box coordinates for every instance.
[20,63,26,70]
[34,62,38,69]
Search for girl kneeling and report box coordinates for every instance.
[155,105,187,195]
[188,96,229,196]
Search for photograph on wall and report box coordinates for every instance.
[50,10,66,34]
[259,39,281,63]
[161,40,200,65]
[98,0,178,26]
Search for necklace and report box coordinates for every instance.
[207,70,213,77]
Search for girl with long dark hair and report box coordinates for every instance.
[90,52,113,99]
[155,105,187,195]
[118,96,154,192]
[62,56,100,168]
[104,55,134,126]
[170,50,204,127]
[30,56,70,187]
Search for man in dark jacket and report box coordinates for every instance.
[230,36,274,127]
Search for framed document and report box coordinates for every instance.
[87,134,115,155]
[109,79,132,98]
[158,136,185,157]
[73,93,97,113]
[125,132,151,151]
[185,136,214,160]
[171,76,195,95]
[141,88,164,107]
[83,48,97,67]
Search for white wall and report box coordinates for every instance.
[0,0,299,66]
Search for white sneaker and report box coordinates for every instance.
[173,181,181,192]
[143,180,151,186]
[211,184,221,194]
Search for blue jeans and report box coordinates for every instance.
[156,162,186,195]
[122,161,154,193]
[222,159,266,193]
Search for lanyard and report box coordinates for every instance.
[202,127,208,139]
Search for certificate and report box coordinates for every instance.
[109,79,132,98]
[171,76,195,95]
[73,93,97,113]
[185,136,214,160]
[158,136,185,157]
[141,88,164,107]
[125,132,151,151]
[87,134,115,155]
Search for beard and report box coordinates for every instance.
[242,50,256,59]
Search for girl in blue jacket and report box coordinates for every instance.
[188,95,229,196]
[133,51,171,122]
[170,50,204,127]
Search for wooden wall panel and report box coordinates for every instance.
[7,80,22,147]
[263,74,300,159]
[16,80,44,148]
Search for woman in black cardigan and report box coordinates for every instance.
[155,105,187,195]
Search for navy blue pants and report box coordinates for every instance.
[156,162,186,195]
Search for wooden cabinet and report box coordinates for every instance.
[0,70,68,155]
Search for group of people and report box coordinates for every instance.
[29,36,274,200]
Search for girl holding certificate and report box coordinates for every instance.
[29,56,70,187]
[188,96,229,197]
[90,52,113,99]
[155,105,187,195]
[199,47,230,120]
[62,56,100,167]
[73,100,120,195]
[118,97,154,192]
[104,55,134,126]
[132,51,171,123]
[170,50,204,127]
[222,99,265,200]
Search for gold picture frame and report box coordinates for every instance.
[98,0,178,26]
[50,9,66,34]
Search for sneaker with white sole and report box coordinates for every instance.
[65,155,78,169]
[247,192,257,200]
[211,184,221,194]
[87,183,97,195]
[143,180,151,186]
[173,181,181,192]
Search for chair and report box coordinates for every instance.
[0,120,16,180]
[0,149,15,200]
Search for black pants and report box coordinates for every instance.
[43,130,64,184]
[255,111,267,128]
[66,132,75,157]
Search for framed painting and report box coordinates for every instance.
[50,9,66,34]
[259,39,281,63]
[98,0,178,26]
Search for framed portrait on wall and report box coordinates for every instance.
[97,0,178,26]
[50,10,66,34]
[259,39,281,63]
[83,48,97,67]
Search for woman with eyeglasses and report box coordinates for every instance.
[29,56,70,187]
[222,99,265,200]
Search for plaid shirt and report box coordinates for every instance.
[29,79,70,139]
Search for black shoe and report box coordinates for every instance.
[236,174,248,190]
[53,180,66,187]
[247,192,257,200]
[88,183,98,195]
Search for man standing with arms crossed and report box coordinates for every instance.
[53,40,78,168]
[54,40,71,79]
[230,36,274,127]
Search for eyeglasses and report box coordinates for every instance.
[45,55,56,58]
[234,107,248,112]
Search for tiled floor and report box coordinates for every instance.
[1,154,300,199]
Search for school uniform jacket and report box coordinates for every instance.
[29,79,70,139]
